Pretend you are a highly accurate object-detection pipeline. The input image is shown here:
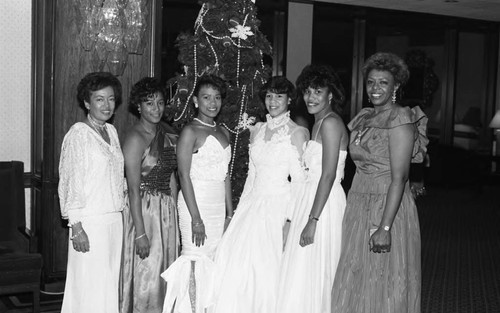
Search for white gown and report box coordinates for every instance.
[161,135,231,313]
[277,137,347,313]
[213,120,307,313]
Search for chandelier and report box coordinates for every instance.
[75,0,149,76]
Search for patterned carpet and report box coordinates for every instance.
[419,185,500,313]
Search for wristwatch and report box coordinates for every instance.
[382,225,391,231]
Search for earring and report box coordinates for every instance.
[137,106,141,114]
[368,98,371,104]
[194,102,198,108]
[392,90,397,104]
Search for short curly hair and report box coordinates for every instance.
[362,52,410,86]
[258,76,296,108]
[76,72,122,110]
[193,74,227,99]
[129,77,165,117]
[295,64,345,114]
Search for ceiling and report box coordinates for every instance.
[318,0,500,22]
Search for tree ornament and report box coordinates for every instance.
[228,17,240,27]
[229,25,254,40]
[222,37,232,47]
[177,76,189,95]
[165,0,272,203]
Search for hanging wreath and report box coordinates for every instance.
[402,49,439,109]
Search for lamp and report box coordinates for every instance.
[489,110,500,152]
[488,110,500,172]
[75,0,148,76]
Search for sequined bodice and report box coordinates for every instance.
[140,145,176,194]
[139,129,177,195]
[190,135,231,182]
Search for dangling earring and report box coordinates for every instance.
[194,102,198,108]
[137,106,141,114]
[392,89,397,104]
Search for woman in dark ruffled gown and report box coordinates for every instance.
[331,52,428,313]
[120,78,179,313]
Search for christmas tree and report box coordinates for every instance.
[165,0,272,203]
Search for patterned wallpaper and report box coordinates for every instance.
[0,0,32,228]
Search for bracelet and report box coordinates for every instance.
[309,215,319,222]
[70,230,82,241]
[135,233,147,241]
[192,221,204,227]
[67,220,81,228]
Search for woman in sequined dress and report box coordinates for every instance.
[120,77,179,313]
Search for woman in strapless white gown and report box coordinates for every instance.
[277,64,348,313]
[213,77,309,313]
[161,75,233,313]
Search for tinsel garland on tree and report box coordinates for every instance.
[164,0,272,203]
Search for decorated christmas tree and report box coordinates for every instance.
[165,0,272,202]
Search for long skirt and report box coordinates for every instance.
[120,191,178,313]
[61,212,123,313]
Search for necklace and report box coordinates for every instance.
[88,114,107,132]
[87,114,110,144]
[354,125,369,145]
[266,111,290,130]
[194,117,216,128]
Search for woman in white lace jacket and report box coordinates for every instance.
[58,72,124,313]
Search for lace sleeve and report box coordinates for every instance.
[238,155,256,203]
[58,126,88,224]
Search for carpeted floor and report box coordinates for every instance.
[419,185,500,313]
[0,293,62,313]
[1,185,499,313]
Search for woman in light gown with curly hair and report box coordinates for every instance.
[277,64,348,313]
